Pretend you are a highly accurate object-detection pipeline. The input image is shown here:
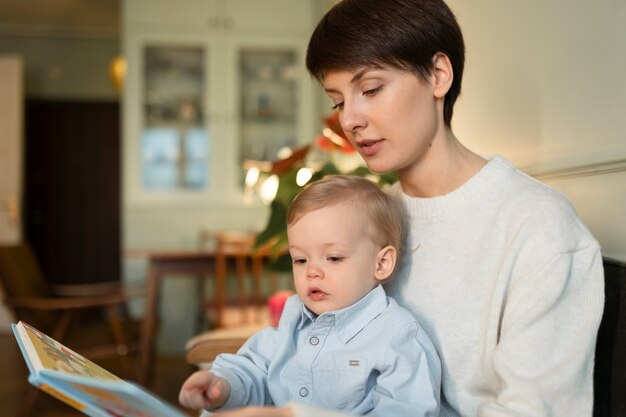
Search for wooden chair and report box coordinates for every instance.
[0,242,145,415]
[185,323,266,368]
[197,231,279,329]
[182,231,267,369]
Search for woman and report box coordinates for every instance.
[205,0,604,416]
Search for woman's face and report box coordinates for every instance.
[322,66,444,175]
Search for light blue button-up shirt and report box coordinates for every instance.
[210,285,441,416]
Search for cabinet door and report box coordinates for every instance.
[222,34,315,185]
[124,33,235,205]
[142,45,209,191]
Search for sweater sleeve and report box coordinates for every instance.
[480,245,604,417]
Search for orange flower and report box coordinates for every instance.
[316,110,355,154]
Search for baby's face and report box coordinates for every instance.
[287,203,384,315]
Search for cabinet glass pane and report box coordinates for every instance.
[142,46,209,190]
[239,49,298,164]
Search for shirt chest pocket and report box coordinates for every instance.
[313,354,370,410]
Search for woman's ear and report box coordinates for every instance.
[375,245,397,282]
[430,52,454,99]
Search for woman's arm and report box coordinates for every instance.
[482,246,604,417]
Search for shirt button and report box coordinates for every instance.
[299,387,309,397]
[309,336,319,346]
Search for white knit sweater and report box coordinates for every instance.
[289,156,604,417]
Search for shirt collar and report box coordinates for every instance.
[298,285,388,343]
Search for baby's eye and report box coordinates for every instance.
[292,258,307,265]
[327,256,344,263]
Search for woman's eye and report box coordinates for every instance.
[363,86,381,96]
[332,102,344,110]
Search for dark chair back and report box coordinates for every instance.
[594,257,626,417]
[0,243,58,330]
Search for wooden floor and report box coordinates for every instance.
[0,332,198,417]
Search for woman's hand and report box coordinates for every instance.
[214,406,294,417]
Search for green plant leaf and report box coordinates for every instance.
[255,199,287,248]
[268,252,293,272]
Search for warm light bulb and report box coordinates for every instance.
[277,147,293,160]
[296,168,313,186]
[260,175,279,204]
[244,167,260,187]
[109,55,127,92]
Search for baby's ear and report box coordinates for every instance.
[375,245,397,281]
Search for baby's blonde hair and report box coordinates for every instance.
[287,175,407,278]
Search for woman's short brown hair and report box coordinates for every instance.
[306,0,465,127]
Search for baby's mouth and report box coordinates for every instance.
[308,288,328,300]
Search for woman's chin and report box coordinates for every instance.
[363,161,395,175]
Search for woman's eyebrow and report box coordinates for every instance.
[350,67,372,83]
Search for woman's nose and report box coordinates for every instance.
[340,101,366,134]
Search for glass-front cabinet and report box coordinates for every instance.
[123,0,315,206]
[238,49,298,164]
[142,46,209,191]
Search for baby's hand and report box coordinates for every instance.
[179,370,231,410]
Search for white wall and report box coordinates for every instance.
[446,0,626,260]
[543,172,626,260]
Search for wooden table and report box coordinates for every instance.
[137,249,271,385]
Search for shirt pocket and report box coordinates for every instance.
[313,354,369,410]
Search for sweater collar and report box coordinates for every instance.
[389,155,515,218]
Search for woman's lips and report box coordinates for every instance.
[308,288,328,301]
[357,139,383,157]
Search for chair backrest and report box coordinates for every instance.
[198,230,255,254]
[594,257,626,417]
[0,243,58,328]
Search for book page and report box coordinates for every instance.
[18,321,121,382]
[61,380,186,417]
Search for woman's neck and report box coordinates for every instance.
[398,129,487,198]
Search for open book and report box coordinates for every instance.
[12,321,188,417]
